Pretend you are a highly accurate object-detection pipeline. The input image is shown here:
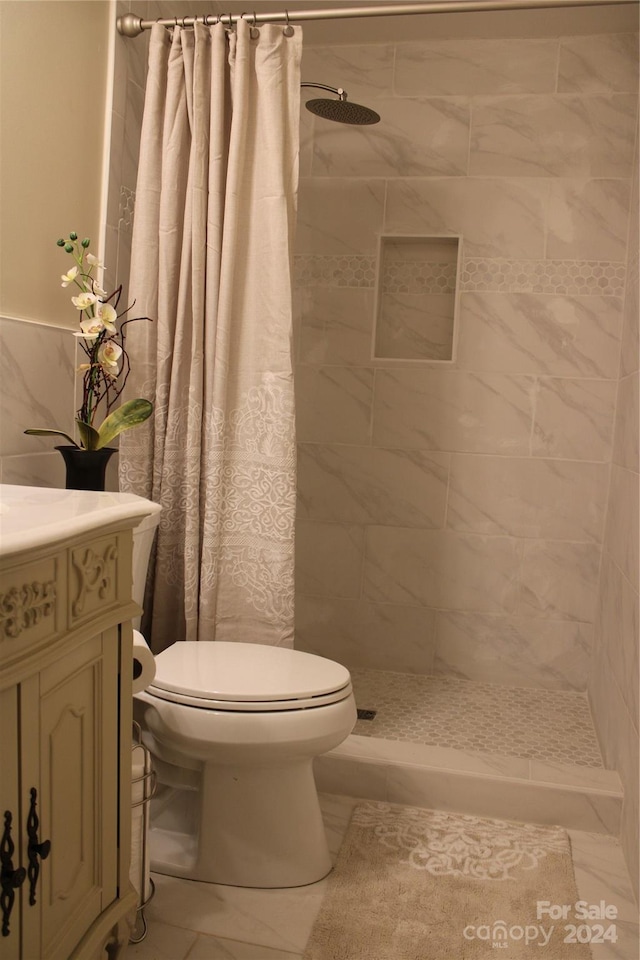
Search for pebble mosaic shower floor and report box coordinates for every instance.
[350,669,604,768]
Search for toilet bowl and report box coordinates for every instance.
[134,640,357,888]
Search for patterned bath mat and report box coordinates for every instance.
[303,801,593,960]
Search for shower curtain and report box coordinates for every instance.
[119,20,301,652]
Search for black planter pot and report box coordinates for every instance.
[55,445,117,492]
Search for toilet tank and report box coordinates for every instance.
[131,506,161,630]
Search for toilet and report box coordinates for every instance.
[131,511,357,889]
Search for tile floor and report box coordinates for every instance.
[127,793,639,960]
[350,669,603,766]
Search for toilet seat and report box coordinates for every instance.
[146,641,352,712]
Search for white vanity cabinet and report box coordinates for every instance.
[0,486,158,960]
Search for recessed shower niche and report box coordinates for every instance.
[374,236,461,362]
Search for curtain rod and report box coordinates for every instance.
[117,0,638,37]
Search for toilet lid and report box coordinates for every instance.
[147,641,352,711]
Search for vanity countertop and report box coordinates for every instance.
[0,484,161,558]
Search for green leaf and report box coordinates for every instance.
[95,398,153,449]
[24,428,79,447]
[75,420,101,451]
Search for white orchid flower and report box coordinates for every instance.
[74,317,104,339]
[61,265,79,287]
[98,340,122,374]
[95,302,117,332]
[93,282,108,298]
[86,253,104,268]
[71,290,97,311]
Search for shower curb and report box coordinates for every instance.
[314,734,623,836]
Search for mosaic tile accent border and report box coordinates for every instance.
[383,260,457,295]
[350,668,604,767]
[119,185,135,228]
[461,258,626,296]
[294,255,626,297]
[295,255,377,287]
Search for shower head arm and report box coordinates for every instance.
[301,82,347,101]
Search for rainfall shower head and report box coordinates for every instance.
[301,83,380,126]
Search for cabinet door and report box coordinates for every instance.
[24,629,119,960]
[0,686,21,960]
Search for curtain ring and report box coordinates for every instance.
[283,10,294,37]
[249,11,259,39]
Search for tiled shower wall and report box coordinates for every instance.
[293,32,639,693]
[590,133,639,897]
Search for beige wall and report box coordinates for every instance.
[0,0,110,327]
[0,0,111,486]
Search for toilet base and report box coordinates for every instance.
[148,758,333,888]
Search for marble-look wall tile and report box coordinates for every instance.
[296,179,384,255]
[434,611,592,690]
[558,33,639,93]
[297,444,450,527]
[299,102,314,178]
[385,178,548,259]
[532,378,617,461]
[363,526,522,613]
[456,293,623,378]
[470,94,637,177]
[372,369,534,454]
[295,595,437,675]
[515,540,601,621]
[0,452,66,489]
[394,39,558,96]
[620,143,639,378]
[447,455,608,542]
[589,641,639,898]
[620,251,639,379]
[295,520,364,598]
[312,97,470,178]
[460,258,625,297]
[612,371,639,472]
[294,365,373,443]
[546,179,631,261]
[301,43,394,103]
[0,317,75,457]
[296,286,375,365]
[604,464,640,590]
[595,553,639,725]
[375,292,455,361]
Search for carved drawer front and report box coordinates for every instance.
[68,534,121,628]
[0,554,64,658]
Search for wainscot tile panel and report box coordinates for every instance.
[433,612,592,691]
[394,39,559,96]
[296,286,375,365]
[296,179,385,255]
[384,178,548,258]
[295,520,364,599]
[455,292,623,377]
[531,378,617,461]
[557,33,639,93]
[312,98,471,178]
[301,43,395,103]
[363,527,522,613]
[297,444,450,528]
[546,179,632,261]
[295,365,374,443]
[295,595,437,675]
[371,369,534,454]
[470,94,637,178]
[514,540,601,621]
[446,455,608,542]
